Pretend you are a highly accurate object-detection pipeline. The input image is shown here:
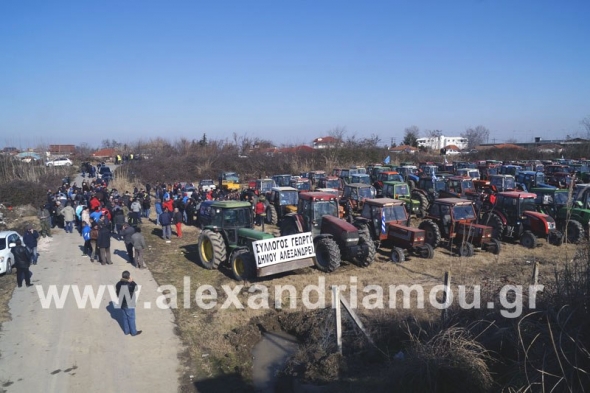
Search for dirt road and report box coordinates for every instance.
[0,172,183,392]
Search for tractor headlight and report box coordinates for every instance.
[548,222,555,230]
[346,237,360,243]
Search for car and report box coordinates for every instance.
[199,179,216,192]
[45,157,73,167]
[98,166,113,180]
[0,231,23,275]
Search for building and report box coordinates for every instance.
[312,136,341,149]
[416,136,468,151]
[92,148,117,159]
[389,145,418,154]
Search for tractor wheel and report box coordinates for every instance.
[565,220,584,244]
[482,213,504,240]
[549,231,563,246]
[5,259,12,275]
[230,249,256,281]
[354,225,376,267]
[488,238,501,255]
[419,243,435,259]
[279,219,300,237]
[266,205,278,225]
[419,219,441,248]
[197,229,227,269]
[391,247,406,263]
[520,231,537,249]
[412,191,429,218]
[408,180,416,192]
[458,242,474,257]
[313,237,341,273]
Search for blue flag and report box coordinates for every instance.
[384,155,391,165]
[381,208,387,234]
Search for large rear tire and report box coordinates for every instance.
[412,191,429,218]
[520,231,537,249]
[197,229,227,269]
[354,225,376,267]
[565,220,584,244]
[419,219,441,248]
[313,237,341,273]
[230,249,256,281]
[391,247,405,263]
[408,179,416,192]
[265,205,278,225]
[482,213,504,240]
[279,218,300,236]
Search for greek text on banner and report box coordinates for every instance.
[253,232,315,268]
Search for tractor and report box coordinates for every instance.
[382,181,427,217]
[480,192,563,248]
[532,188,589,244]
[411,175,448,211]
[515,171,555,192]
[290,177,311,192]
[419,198,501,256]
[340,183,377,220]
[397,165,420,190]
[373,171,404,197]
[351,173,371,185]
[219,171,241,192]
[488,174,517,192]
[438,176,480,201]
[360,198,435,262]
[264,186,299,225]
[272,174,292,187]
[317,176,343,192]
[279,192,376,272]
[197,200,272,280]
[255,178,277,198]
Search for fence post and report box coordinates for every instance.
[332,285,342,354]
[532,260,539,286]
[441,271,451,324]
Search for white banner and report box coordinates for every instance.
[253,232,315,268]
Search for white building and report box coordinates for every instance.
[416,135,468,151]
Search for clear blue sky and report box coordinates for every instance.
[1,0,589,149]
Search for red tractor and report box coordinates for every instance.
[360,198,434,262]
[419,198,501,256]
[480,191,563,248]
[279,192,376,272]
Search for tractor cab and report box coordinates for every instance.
[382,181,410,199]
[298,193,340,235]
[272,174,292,187]
[456,168,480,181]
[318,176,343,190]
[489,175,516,192]
[439,176,478,199]
[290,178,311,192]
[515,171,554,192]
[499,165,522,176]
[351,173,371,185]
[256,179,277,196]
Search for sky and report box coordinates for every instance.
[1,0,589,149]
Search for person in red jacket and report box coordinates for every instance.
[162,198,174,213]
[255,199,265,226]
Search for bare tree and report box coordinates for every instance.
[403,126,420,147]
[425,129,443,138]
[328,126,346,148]
[582,116,590,139]
[461,125,490,149]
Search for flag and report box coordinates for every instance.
[431,170,437,184]
[384,155,391,165]
[381,208,387,234]
[444,156,448,164]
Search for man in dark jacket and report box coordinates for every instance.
[160,207,173,242]
[96,222,113,265]
[23,227,40,265]
[115,270,142,336]
[13,239,33,287]
[121,223,136,265]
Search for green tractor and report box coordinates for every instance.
[382,180,427,217]
[197,201,273,281]
[532,188,589,244]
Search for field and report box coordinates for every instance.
[140,215,583,392]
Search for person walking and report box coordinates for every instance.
[97,222,113,265]
[121,223,136,265]
[173,207,183,238]
[59,202,76,233]
[155,199,163,225]
[81,222,93,258]
[23,226,40,265]
[90,223,100,262]
[160,207,173,243]
[131,227,147,269]
[12,239,33,288]
[255,198,265,226]
[115,271,142,336]
[38,204,52,238]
